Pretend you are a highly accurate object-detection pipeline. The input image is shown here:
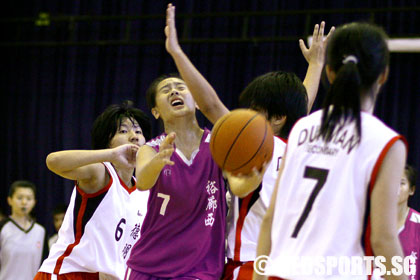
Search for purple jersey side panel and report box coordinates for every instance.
[127,129,226,279]
[399,208,420,280]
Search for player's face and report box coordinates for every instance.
[398,172,414,204]
[256,109,283,137]
[109,118,145,148]
[7,187,36,217]
[53,213,65,231]
[153,78,196,121]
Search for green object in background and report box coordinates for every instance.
[35,12,50,26]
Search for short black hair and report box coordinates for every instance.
[52,204,67,216]
[239,71,308,139]
[8,180,36,197]
[145,73,182,110]
[405,164,417,192]
[91,100,151,149]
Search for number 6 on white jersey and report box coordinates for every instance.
[157,193,170,216]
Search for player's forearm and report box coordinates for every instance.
[46,149,114,174]
[253,212,273,280]
[371,234,408,280]
[170,49,229,124]
[135,157,166,190]
[303,61,323,113]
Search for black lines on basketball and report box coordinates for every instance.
[210,109,274,175]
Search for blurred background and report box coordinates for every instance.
[2,0,419,235]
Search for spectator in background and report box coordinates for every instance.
[372,164,419,280]
[0,180,47,280]
[48,204,67,249]
[397,164,420,280]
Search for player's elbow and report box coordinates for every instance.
[46,152,61,172]
[370,230,398,254]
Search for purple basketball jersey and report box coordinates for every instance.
[127,129,226,279]
[399,208,420,280]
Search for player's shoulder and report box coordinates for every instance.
[202,128,211,143]
[34,221,46,231]
[409,208,420,224]
[361,112,399,137]
[146,134,166,148]
[0,218,11,232]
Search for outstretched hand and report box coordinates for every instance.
[112,144,139,169]
[224,162,268,197]
[165,3,182,55]
[299,21,335,66]
[155,132,176,167]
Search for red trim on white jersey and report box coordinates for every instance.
[53,166,114,274]
[40,162,148,279]
[226,136,286,263]
[233,193,254,261]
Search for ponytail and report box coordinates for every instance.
[320,59,362,141]
[319,22,389,143]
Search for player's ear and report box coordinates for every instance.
[325,65,336,84]
[271,116,286,128]
[7,196,12,207]
[151,108,160,120]
[409,185,416,196]
[378,66,389,86]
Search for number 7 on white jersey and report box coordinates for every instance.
[292,166,329,238]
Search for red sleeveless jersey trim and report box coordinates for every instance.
[233,192,255,261]
[53,165,114,274]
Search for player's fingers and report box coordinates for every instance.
[325,26,335,42]
[312,24,319,41]
[164,159,175,166]
[161,132,176,148]
[160,148,174,157]
[299,39,307,53]
[318,21,325,40]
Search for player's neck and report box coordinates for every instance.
[116,168,135,188]
[165,123,204,160]
[397,203,410,230]
[165,120,202,144]
[164,114,200,133]
[10,213,33,230]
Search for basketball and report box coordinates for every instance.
[210,109,274,175]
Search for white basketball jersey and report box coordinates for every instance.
[39,162,149,279]
[226,136,286,262]
[267,110,405,279]
[0,219,46,280]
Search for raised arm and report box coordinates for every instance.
[46,144,139,193]
[300,22,335,113]
[135,133,175,190]
[165,3,229,124]
[370,139,408,280]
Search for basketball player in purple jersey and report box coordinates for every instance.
[126,76,262,278]
[164,3,333,279]
[398,165,420,280]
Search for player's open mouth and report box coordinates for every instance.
[171,98,184,107]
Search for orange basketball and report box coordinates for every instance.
[210,109,274,175]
